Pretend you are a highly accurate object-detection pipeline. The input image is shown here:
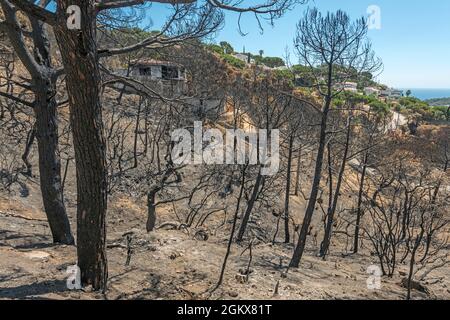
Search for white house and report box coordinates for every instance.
[114,59,187,95]
[232,53,248,62]
[112,59,223,114]
[232,53,255,65]
[390,89,404,99]
[340,82,358,93]
[380,88,403,99]
[127,59,186,81]
[364,87,380,96]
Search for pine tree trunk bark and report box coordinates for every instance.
[133,98,142,168]
[320,117,352,257]
[54,0,108,291]
[284,135,294,243]
[294,145,302,196]
[353,151,368,254]
[34,84,74,245]
[22,124,36,177]
[236,168,264,242]
[290,97,331,267]
[146,188,158,232]
[0,0,74,245]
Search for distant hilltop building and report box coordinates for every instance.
[364,87,380,96]
[232,52,255,65]
[360,86,403,100]
[343,82,358,92]
[335,81,358,93]
[380,88,403,99]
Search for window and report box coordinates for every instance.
[139,67,151,76]
[161,65,178,80]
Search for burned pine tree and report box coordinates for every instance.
[290,8,381,267]
[0,0,74,244]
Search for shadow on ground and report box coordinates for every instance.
[0,280,68,299]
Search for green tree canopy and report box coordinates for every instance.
[219,41,234,54]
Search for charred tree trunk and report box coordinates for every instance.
[143,100,150,156]
[32,19,74,245]
[407,232,424,300]
[54,0,108,291]
[146,189,158,232]
[401,191,410,241]
[213,165,247,291]
[0,97,4,119]
[236,168,264,242]
[320,117,352,257]
[146,166,177,232]
[290,95,331,268]
[0,1,74,245]
[133,98,142,168]
[284,135,294,243]
[353,151,368,254]
[22,124,36,176]
[294,145,302,196]
[34,85,74,245]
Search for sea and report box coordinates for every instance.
[400,88,450,101]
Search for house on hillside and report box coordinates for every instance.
[364,87,380,96]
[112,59,223,115]
[390,89,404,99]
[114,59,187,96]
[380,88,403,100]
[232,53,254,65]
[335,81,358,93]
[344,82,358,92]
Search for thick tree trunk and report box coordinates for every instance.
[320,117,352,257]
[290,97,331,268]
[283,135,294,243]
[54,0,108,291]
[0,0,74,245]
[236,168,264,242]
[34,86,74,245]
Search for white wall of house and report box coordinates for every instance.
[380,88,403,99]
[233,53,248,63]
[390,90,403,98]
[343,82,358,92]
[129,65,186,80]
[364,87,380,96]
[151,66,162,79]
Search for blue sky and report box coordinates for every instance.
[147,0,450,89]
